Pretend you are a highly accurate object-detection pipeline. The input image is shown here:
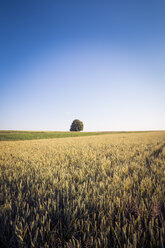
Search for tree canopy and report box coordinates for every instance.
[70,119,84,131]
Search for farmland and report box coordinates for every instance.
[0,132,165,247]
[0,131,112,141]
[0,130,149,141]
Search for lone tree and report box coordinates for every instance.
[70,119,84,131]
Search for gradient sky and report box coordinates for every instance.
[0,0,165,131]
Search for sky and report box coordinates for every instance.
[0,0,165,131]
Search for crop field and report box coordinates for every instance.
[0,132,165,247]
[0,130,149,141]
[0,131,112,141]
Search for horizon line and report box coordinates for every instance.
[0,129,165,133]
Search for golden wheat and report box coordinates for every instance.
[0,132,165,247]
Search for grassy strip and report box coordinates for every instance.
[0,130,157,141]
[0,131,110,141]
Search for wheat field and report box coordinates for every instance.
[0,132,165,247]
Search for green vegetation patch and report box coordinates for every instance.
[0,131,112,141]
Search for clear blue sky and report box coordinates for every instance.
[0,0,165,131]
